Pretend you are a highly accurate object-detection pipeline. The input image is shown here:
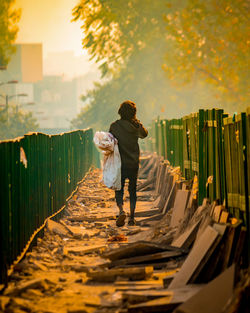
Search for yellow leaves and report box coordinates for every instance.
[166,14,172,21]
[225,6,233,13]
[198,37,206,47]
[187,50,192,54]
[162,64,168,71]
[232,17,238,25]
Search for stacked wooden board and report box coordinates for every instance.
[92,154,249,313]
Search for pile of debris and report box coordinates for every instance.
[91,153,249,312]
[0,156,249,313]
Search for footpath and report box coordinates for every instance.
[0,158,249,313]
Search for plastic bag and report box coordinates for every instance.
[94,131,121,190]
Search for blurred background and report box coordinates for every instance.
[0,0,249,140]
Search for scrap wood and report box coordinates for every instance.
[87,266,154,282]
[170,190,191,228]
[137,177,156,191]
[102,241,185,261]
[108,234,128,242]
[106,250,185,268]
[169,225,220,289]
[194,224,228,283]
[171,220,201,249]
[139,155,157,177]
[173,265,235,313]
[221,268,250,313]
[123,285,203,305]
[177,199,211,241]
[115,280,163,292]
[162,182,177,214]
[127,285,203,313]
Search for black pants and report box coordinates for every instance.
[115,167,138,211]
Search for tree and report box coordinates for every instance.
[71,43,220,130]
[0,106,39,140]
[72,0,247,130]
[0,0,21,67]
[72,0,167,77]
[163,0,249,108]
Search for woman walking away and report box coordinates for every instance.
[109,100,148,227]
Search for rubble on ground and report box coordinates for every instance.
[0,156,248,313]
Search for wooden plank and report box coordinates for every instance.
[158,163,168,195]
[102,241,179,261]
[171,220,201,249]
[170,190,190,227]
[162,182,177,214]
[137,177,156,191]
[219,211,229,223]
[220,225,237,271]
[194,223,228,283]
[107,250,184,268]
[155,163,164,195]
[115,280,163,291]
[123,286,202,305]
[116,285,163,291]
[157,173,174,209]
[87,266,154,282]
[174,265,235,313]
[213,205,223,222]
[233,227,246,264]
[127,285,202,313]
[169,226,219,289]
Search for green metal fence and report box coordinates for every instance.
[152,108,249,226]
[0,129,99,284]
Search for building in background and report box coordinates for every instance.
[34,75,77,128]
[0,44,100,131]
[6,44,43,83]
[0,43,43,107]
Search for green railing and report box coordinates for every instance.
[152,108,249,228]
[0,129,100,284]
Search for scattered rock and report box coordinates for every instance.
[0,296,10,311]
[99,231,107,238]
[46,219,70,237]
[30,260,48,271]
[55,286,64,292]
[21,288,44,299]
[7,297,33,312]
[4,278,47,296]
[67,309,87,313]
[59,277,67,282]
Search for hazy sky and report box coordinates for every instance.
[15,0,96,77]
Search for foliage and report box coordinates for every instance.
[72,0,249,130]
[164,0,250,107]
[0,0,21,67]
[0,106,39,140]
[72,0,166,77]
[71,44,221,130]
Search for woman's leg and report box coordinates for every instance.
[115,173,126,212]
[115,170,126,227]
[128,168,138,221]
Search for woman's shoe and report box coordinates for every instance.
[128,218,136,226]
[116,211,126,227]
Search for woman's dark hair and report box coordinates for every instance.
[118,100,137,120]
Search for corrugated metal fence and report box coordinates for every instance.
[151,108,249,229]
[0,129,100,284]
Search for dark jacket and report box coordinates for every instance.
[109,119,148,168]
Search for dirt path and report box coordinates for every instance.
[1,169,160,313]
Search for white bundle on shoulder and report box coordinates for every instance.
[93,131,121,190]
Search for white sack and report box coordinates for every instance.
[93,131,121,190]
